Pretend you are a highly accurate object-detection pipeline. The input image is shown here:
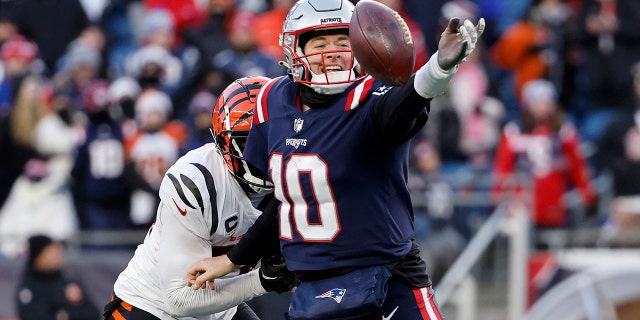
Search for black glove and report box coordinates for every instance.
[258,254,297,293]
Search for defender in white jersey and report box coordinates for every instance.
[105,77,295,320]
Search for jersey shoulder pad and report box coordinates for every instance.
[344,76,383,111]
[160,144,221,214]
[254,76,286,125]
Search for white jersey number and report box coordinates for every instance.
[89,139,125,178]
[270,154,340,241]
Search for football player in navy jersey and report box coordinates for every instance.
[188,0,484,319]
[103,77,296,320]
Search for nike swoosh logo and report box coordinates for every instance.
[382,306,398,320]
[172,198,187,216]
[260,270,277,280]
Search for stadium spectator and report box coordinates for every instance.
[57,25,109,78]
[124,89,188,228]
[185,90,217,151]
[142,0,207,48]
[492,79,596,245]
[130,7,200,105]
[99,0,139,78]
[10,0,90,75]
[125,44,183,97]
[0,70,39,229]
[0,36,40,208]
[0,36,39,114]
[0,3,18,48]
[212,11,286,79]
[408,138,464,280]
[179,0,235,122]
[104,77,296,320]
[252,0,297,61]
[186,0,484,318]
[108,76,142,139]
[574,0,640,143]
[490,1,553,108]
[0,76,83,257]
[597,63,640,244]
[72,80,132,233]
[53,42,103,112]
[15,234,99,320]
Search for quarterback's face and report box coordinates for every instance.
[303,34,352,75]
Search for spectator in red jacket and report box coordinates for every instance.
[492,79,596,231]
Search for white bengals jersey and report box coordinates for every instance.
[113,143,266,320]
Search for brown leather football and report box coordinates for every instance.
[349,0,415,86]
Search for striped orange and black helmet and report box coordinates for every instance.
[212,76,273,193]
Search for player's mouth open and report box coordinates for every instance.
[323,65,343,73]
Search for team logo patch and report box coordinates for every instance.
[315,288,346,303]
[293,118,304,132]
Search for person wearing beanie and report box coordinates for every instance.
[492,78,596,237]
[15,234,99,320]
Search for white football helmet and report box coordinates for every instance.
[280,0,365,94]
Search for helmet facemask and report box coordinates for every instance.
[280,0,365,94]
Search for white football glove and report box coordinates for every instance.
[437,17,486,70]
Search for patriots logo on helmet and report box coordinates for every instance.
[315,288,346,303]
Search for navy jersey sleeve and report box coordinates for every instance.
[368,75,430,147]
[226,197,280,266]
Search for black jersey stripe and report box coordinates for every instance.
[167,173,196,209]
[190,163,218,235]
[180,174,204,215]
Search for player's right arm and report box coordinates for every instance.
[367,18,485,146]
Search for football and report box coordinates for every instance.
[349,0,415,86]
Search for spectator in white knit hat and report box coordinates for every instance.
[124,89,188,228]
[108,76,142,139]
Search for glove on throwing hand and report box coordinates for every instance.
[437,17,485,70]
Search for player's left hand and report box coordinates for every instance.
[437,17,485,70]
[258,254,298,293]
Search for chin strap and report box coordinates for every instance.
[307,70,355,95]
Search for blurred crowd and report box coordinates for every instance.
[0,0,639,270]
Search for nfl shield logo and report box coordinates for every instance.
[293,118,304,132]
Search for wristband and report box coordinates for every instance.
[414,52,457,99]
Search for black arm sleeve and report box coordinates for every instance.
[227,197,280,267]
[368,75,431,147]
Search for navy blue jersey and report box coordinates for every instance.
[244,76,429,272]
[72,121,130,203]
